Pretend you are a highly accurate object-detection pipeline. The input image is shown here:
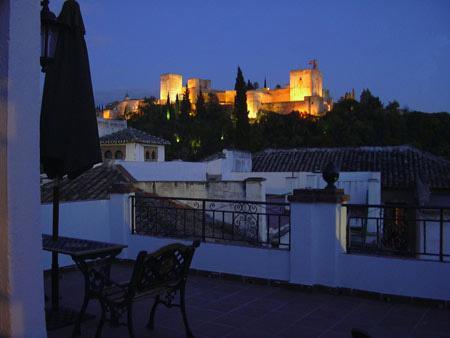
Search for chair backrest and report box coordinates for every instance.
[128,240,200,298]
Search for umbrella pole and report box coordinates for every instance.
[51,177,60,310]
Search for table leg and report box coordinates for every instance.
[51,251,59,310]
[72,285,89,336]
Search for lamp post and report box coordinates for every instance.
[40,0,58,73]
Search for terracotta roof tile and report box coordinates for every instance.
[252,146,450,190]
[100,127,170,145]
[41,163,137,203]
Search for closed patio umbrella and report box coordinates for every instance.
[40,0,101,311]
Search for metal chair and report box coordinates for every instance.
[94,240,200,338]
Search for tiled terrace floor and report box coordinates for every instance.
[46,263,450,338]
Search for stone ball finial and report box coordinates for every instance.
[322,161,339,192]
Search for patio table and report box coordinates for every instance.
[42,234,127,332]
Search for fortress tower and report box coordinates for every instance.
[160,73,183,103]
[187,78,211,103]
[289,65,323,101]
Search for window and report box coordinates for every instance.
[144,147,158,161]
[104,150,112,159]
[115,150,124,159]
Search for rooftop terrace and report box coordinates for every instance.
[46,262,450,338]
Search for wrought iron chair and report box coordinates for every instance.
[94,240,200,338]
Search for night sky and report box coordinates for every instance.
[49,0,450,112]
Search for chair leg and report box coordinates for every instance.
[95,302,106,338]
[72,292,89,336]
[180,288,194,338]
[146,295,160,329]
[127,304,135,338]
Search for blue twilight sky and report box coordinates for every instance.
[49,0,450,112]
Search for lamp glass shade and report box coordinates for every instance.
[40,7,58,71]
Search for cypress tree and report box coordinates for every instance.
[180,85,191,119]
[246,79,254,90]
[165,93,171,121]
[196,90,206,118]
[234,66,249,149]
[175,94,180,114]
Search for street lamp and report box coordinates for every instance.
[40,0,59,73]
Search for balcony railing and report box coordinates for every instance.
[345,204,450,262]
[130,194,291,250]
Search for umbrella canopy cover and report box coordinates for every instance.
[41,0,101,179]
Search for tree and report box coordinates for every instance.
[165,93,171,121]
[360,89,383,110]
[246,80,254,90]
[180,86,191,119]
[386,100,400,113]
[128,86,450,162]
[234,67,250,149]
[195,90,206,118]
[175,94,180,114]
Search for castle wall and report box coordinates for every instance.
[216,90,236,105]
[115,99,142,117]
[160,73,183,103]
[261,96,325,117]
[265,87,290,103]
[188,78,212,103]
[247,91,263,119]
[261,101,309,115]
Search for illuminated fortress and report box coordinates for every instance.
[159,60,333,118]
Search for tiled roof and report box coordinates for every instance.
[41,163,137,203]
[252,146,450,190]
[100,127,170,145]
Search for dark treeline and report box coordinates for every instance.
[129,69,450,161]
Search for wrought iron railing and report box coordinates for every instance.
[130,194,291,250]
[345,204,450,262]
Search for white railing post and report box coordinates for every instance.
[288,189,349,286]
[245,178,267,243]
[109,184,138,259]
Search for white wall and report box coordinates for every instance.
[40,193,450,302]
[128,235,290,281]
[225,171,381,204]
[206,150,381,205]
[157,145,165,162]
[41,200,110,268]
[121,161,208,181]
[0,0,47,336]
[120,155,380,204]
[338,253,450,300]
[97,117,126,137]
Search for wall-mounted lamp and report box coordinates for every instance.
[40,0,59,73]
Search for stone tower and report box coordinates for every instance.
[160,73,183,103]
[289,67,323,102]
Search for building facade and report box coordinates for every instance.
[99,128,170,162]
